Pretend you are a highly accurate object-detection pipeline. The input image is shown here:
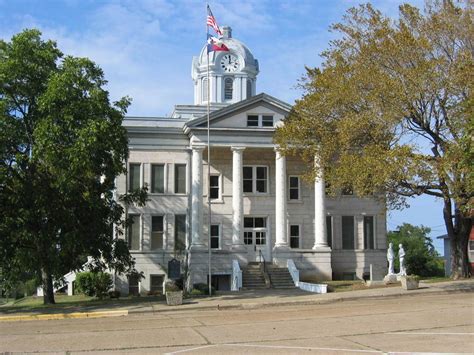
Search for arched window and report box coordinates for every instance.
[202,77,208,102]
[224,77,233,100]
[246,79,252,99]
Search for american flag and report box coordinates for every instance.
[207,5,222,36]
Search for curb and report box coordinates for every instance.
[149,287,473,313]
[0,309,128,322]
[2,284,472,319]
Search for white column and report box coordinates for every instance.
[275,148,288,248]
[191,145,205,247]
[231,146,245,249]
[313,155,329,249]
[185,149,192,249]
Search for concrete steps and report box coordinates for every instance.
[242,264,267,289]
[242,263,295,290]
[267,266,296,289]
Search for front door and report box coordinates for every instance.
[244,217,270,262]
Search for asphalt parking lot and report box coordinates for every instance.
[1,291,473,354]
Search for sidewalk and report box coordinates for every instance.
[1,279,473,321]
[144,279,474,313]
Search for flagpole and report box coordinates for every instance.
[206,4,212,297]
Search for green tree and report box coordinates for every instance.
[75,271,113,299]
[275,1,473,278]
[0,29,146,304]
[388,224,444,277]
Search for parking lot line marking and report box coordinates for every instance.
[387,332,474,336]
[165,345,217,354]
[222,343,382,353]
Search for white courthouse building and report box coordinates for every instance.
[115,27,387,295]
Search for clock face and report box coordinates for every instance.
[220,54,239,72]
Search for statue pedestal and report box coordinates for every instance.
[383,274,398,285]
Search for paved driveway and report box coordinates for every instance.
[1,292,473,354]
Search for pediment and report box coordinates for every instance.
[184,93,292,130]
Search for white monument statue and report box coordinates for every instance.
[387,242,395,275]
[398,244,406,276]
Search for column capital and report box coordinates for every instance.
[231,146,246,152]
[191,145,206,152]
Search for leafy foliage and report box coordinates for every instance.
[0,29,147,304]
[75,272,112,299]
[164,280,182,292]
[388,224,444,277]
[275,1,473,278]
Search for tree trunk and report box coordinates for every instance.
[445,198,472,279]
[41,268,55,304]
[457,212,472,278]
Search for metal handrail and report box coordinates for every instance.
[258,249,266,273]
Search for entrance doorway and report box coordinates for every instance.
[244,217,270,262]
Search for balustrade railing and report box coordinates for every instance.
[231,259,242,291]
[287,259,299,287]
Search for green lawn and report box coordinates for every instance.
[419,276,452,283]
[0,293,165,312]
[299,279,401,293]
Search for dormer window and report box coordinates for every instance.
[247,114,274,127]
[247,115,258,127]
[262,115,273,127]
[224,77,233,100]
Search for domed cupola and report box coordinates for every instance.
[192,26,259,105]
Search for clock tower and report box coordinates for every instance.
[192,26,259,105]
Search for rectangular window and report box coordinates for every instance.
[255,231,266,245]
[244,231,252,245]
[243,217,267,245]
[256,167,267,193]
[289,176,300,200]
[469,240,474,251]
[128,214,140,250]
[128,163,140,191]
[243,166,268,194]
[254,217,266,228]
[247,114,274,127]
[243,167,253,193]
[290,225,300,249]
[326,216,333,248]
[262,115,273,127]
[209,175,220,200]
[247,115,259,127]
[174,164,186,194]
[342,216,355,250]
[151,164,165,193]
[150,275,163,293]
[174,215,186,251]
[151,216,164,250]
[364,216,375,249]
[210,224,220,249]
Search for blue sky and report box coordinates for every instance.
[0,0,445,252]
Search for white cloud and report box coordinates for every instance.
[0,0,429,116]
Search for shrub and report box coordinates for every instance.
[146,290,161,296]
[75,272,112,299]
[189,288,204,296]
[108,290,121,299]
[165,280,181,292]
[193,283,215,295]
